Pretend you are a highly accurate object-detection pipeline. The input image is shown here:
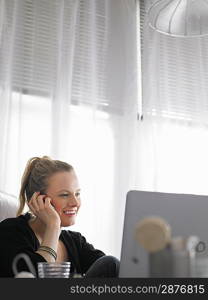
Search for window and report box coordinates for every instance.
[136,0,208,196]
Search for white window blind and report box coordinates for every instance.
[71,0,108,109]
[0,0,63,96]
[138,0,208,124]
[0,0,127,113]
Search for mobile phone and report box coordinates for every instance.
[39,191,47,203]
[40,191,54,207]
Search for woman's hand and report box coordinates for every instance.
[28,192,61,227]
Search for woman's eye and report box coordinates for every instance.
[59,192,80,198]
[60,194,69,198]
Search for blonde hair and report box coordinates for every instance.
[17,156,73,216]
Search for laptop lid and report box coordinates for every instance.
[119,190,208,277]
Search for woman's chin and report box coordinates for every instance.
[61,217,76,227]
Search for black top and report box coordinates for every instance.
[0,213,105,277]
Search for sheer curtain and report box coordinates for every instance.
[0,0,138,257]
[136,0,208,196]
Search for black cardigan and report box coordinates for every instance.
[0,213,105,277]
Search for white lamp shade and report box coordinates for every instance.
[148,0,208,37]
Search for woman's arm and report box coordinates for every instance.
[28,192,61,261]
[36,224,60,261]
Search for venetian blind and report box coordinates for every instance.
[0,0,63,96]
[0,0,129,113]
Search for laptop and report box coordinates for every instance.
[119,190,208,277]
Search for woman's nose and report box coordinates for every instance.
[68,194,80,206]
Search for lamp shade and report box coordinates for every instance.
[148,0,208,37]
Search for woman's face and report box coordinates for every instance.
[46,170,81,227]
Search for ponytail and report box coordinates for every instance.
[17,157,41,216]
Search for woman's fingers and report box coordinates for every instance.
[44,197,53,208]
[28,192,38,213]
[36,195,45,210]
[28,193,61,227]
[29,191,38,205]
[29,192,45,212]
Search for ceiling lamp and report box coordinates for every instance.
[148,0,208,37]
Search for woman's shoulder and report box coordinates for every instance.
[0,213,38,247]
[0,213,30,232]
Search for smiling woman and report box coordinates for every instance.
[39,170,81,227]
[0,156,119,278]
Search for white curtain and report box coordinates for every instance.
[136,0,208,196]
[0,0,138,258]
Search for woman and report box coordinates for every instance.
[0,156,119,277]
